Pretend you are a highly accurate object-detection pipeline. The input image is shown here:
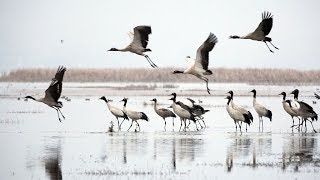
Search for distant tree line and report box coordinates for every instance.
[0,68,319,84]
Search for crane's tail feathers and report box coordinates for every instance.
[204,70,213,75]
[248,111,254,122]
[267,110,272,121]
[140,112,149,121]
[229,35,240,39]
[145,48,152,52]
[243,114,252,126]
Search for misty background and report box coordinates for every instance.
[0,0,319,73]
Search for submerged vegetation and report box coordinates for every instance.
[0,67,320,84]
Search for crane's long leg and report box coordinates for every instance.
[237,121,242,133]
[57,108,65,119]
[144,55,158,68]
[172,117,174,131]
[116,117,120,130]
[52,107,62,122]
[201,119,206,128]
[179,118,183,132]
[119,118,126,128]
[163,118,167,131]
[127,120,134,131]
[201,77,211,94]
[264,41,274,53]
[194,121,199,131]
[308,120,317,133]
[262,117,264,132]
[136,121,141,132]
[234,121,237,132]
[269,42,279,50]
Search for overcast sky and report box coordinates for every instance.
[0,0,319,72]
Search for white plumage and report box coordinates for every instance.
[120,98,149,131]
[250,89,272,131]
[225,96,252,133]
[227,91,253,132]
[279,92,301,127]
[99,96,129,130]
[150,98,176,131]
[173,33,218,94]
[169,93,198,131]
[289,89,318,132]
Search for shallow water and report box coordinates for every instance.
[0,83,320,179]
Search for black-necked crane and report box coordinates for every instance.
[120,97,149,132]
[150,98,176,131]
[225,96,252,133]
[250,89,272,131]
[169,93,198,131]
[279,92,301,128]
[227,91,253,132]
[315,93,320,99]
[184,97,209,128]
[24,66,66,122]
[99,96,129,130]
[170,93,209,119]
[289,89,318,132]
[229,11,279,53]
[173,33,218,94]
[108,25,157,68]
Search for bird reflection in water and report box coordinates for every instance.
[282,133,318,172]
[44,139,62,180]
[225,134,272,172]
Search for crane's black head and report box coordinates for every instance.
[120,97,128,102]
[290,89,299,95]
[279,92,286,96]
[99,96,112,102]
[24,96,35,101]
[250,89,257,97]
[108,48,119,51]
[170,92,177,97]
[279,92,286,100]
[227,91,234,97]
[250,89,256,93]
[150,98,157,102]
[290,89,299,100]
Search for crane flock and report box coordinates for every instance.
[23,11,318,133]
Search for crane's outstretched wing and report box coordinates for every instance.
[253,11,273,36]
[45,66,67,102]
[195,33,218,70]
[131,26,152,48]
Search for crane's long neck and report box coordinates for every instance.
[106,102,112,110]
[122,100,127,111]
[252,92,256,98]
[227,98,231,105]
[293,93,298,100]
[25,96,43,102]
[282,94,286,101]
[153,102,158,111]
